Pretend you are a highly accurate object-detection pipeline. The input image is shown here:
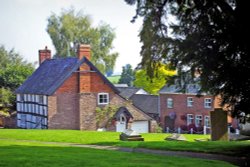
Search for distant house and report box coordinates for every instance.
[116,86,159,120]
[15,45,157,133]
[159,83,237,133]
[159,83,215,133]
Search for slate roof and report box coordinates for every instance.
[130,94,158,115]
[116,87,149,99]
[15,57,119,95]
[116,87,141,99]
[159,84,205,95]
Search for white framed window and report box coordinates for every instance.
[187,114,193,126]
[204,116,210,127]
[98,93,109,105]
[187,97,193,107]
[167,98,173,108]
[204,98,212,108]
[195,115,202,127]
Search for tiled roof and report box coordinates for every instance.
[130,94,158,114]
[159,84,205,95]
[15,57,119,95]
[116,87,141,99]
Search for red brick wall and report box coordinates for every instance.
[79,71,113,93]
[160,94,214,130]
[48,73,79,129]
[56,73,78,93]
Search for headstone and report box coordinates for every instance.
[119,129,144,141]
[210,108,228,141]
[165,133,187,141]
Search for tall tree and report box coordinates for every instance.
[134,64,176,94]
[125,0,250,119]
[47,8,118,73]
[118,64,134,87]
[0,45,34,111]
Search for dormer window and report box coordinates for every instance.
[98,93,109,105]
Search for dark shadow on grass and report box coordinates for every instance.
[0,144,237,167]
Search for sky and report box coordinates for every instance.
[0,0,143,74]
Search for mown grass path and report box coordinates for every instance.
[0,138,248,166]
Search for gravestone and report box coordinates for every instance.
[210,108,228,141]
[119,129,144,141]
[165,133,187,141]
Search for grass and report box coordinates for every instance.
[107,75,120,84]
[0,139,235,167]
[0,129,249,156]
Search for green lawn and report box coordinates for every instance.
[0,129,249,156]
[0,139,235,167]
[107,75,120,84]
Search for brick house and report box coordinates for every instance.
[159,83,215,133]
[15,45,157,133]
[159,83,238,133]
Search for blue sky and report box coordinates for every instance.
[0,0,142,74]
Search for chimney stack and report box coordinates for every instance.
[39,46,51,65]
[77,44,91,60]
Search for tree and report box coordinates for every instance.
[134,64,176,94]
[118,64,134,87]
[47,8,118,74]
[125,0,250,119]
[0,45,34,111]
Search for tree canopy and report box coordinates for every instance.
[118,64,134,87]
[125,0,250,119]
[0,45,34,110]
[47,8,118,74]
[134,64,176,94]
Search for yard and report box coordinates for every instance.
[0,129,250,166]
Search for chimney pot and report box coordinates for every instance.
[39,46,51,65]
[77,44,91,60]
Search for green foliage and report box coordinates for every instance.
[47,8,118,74]
[95,105,118,128]
[134,64,176,94]
[155,124,163,133]
[125,0,250,118]
[107,75,120,84]
[0,88,15,108]
[0,45,34,111]
[118,64,134,86]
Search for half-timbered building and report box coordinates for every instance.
[15,45,157,133]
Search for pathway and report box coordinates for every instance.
[1,138,249,167]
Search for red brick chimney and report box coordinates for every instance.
[39,46,51,65]
[77,44,91,60]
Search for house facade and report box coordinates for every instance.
[15,45,157,133]
[159,84,215,133]
[159,83,238,133]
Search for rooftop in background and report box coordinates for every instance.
[116,86,149,99]
[114,84,128,87]
[130,94,158,116]
[159,83,208,95]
